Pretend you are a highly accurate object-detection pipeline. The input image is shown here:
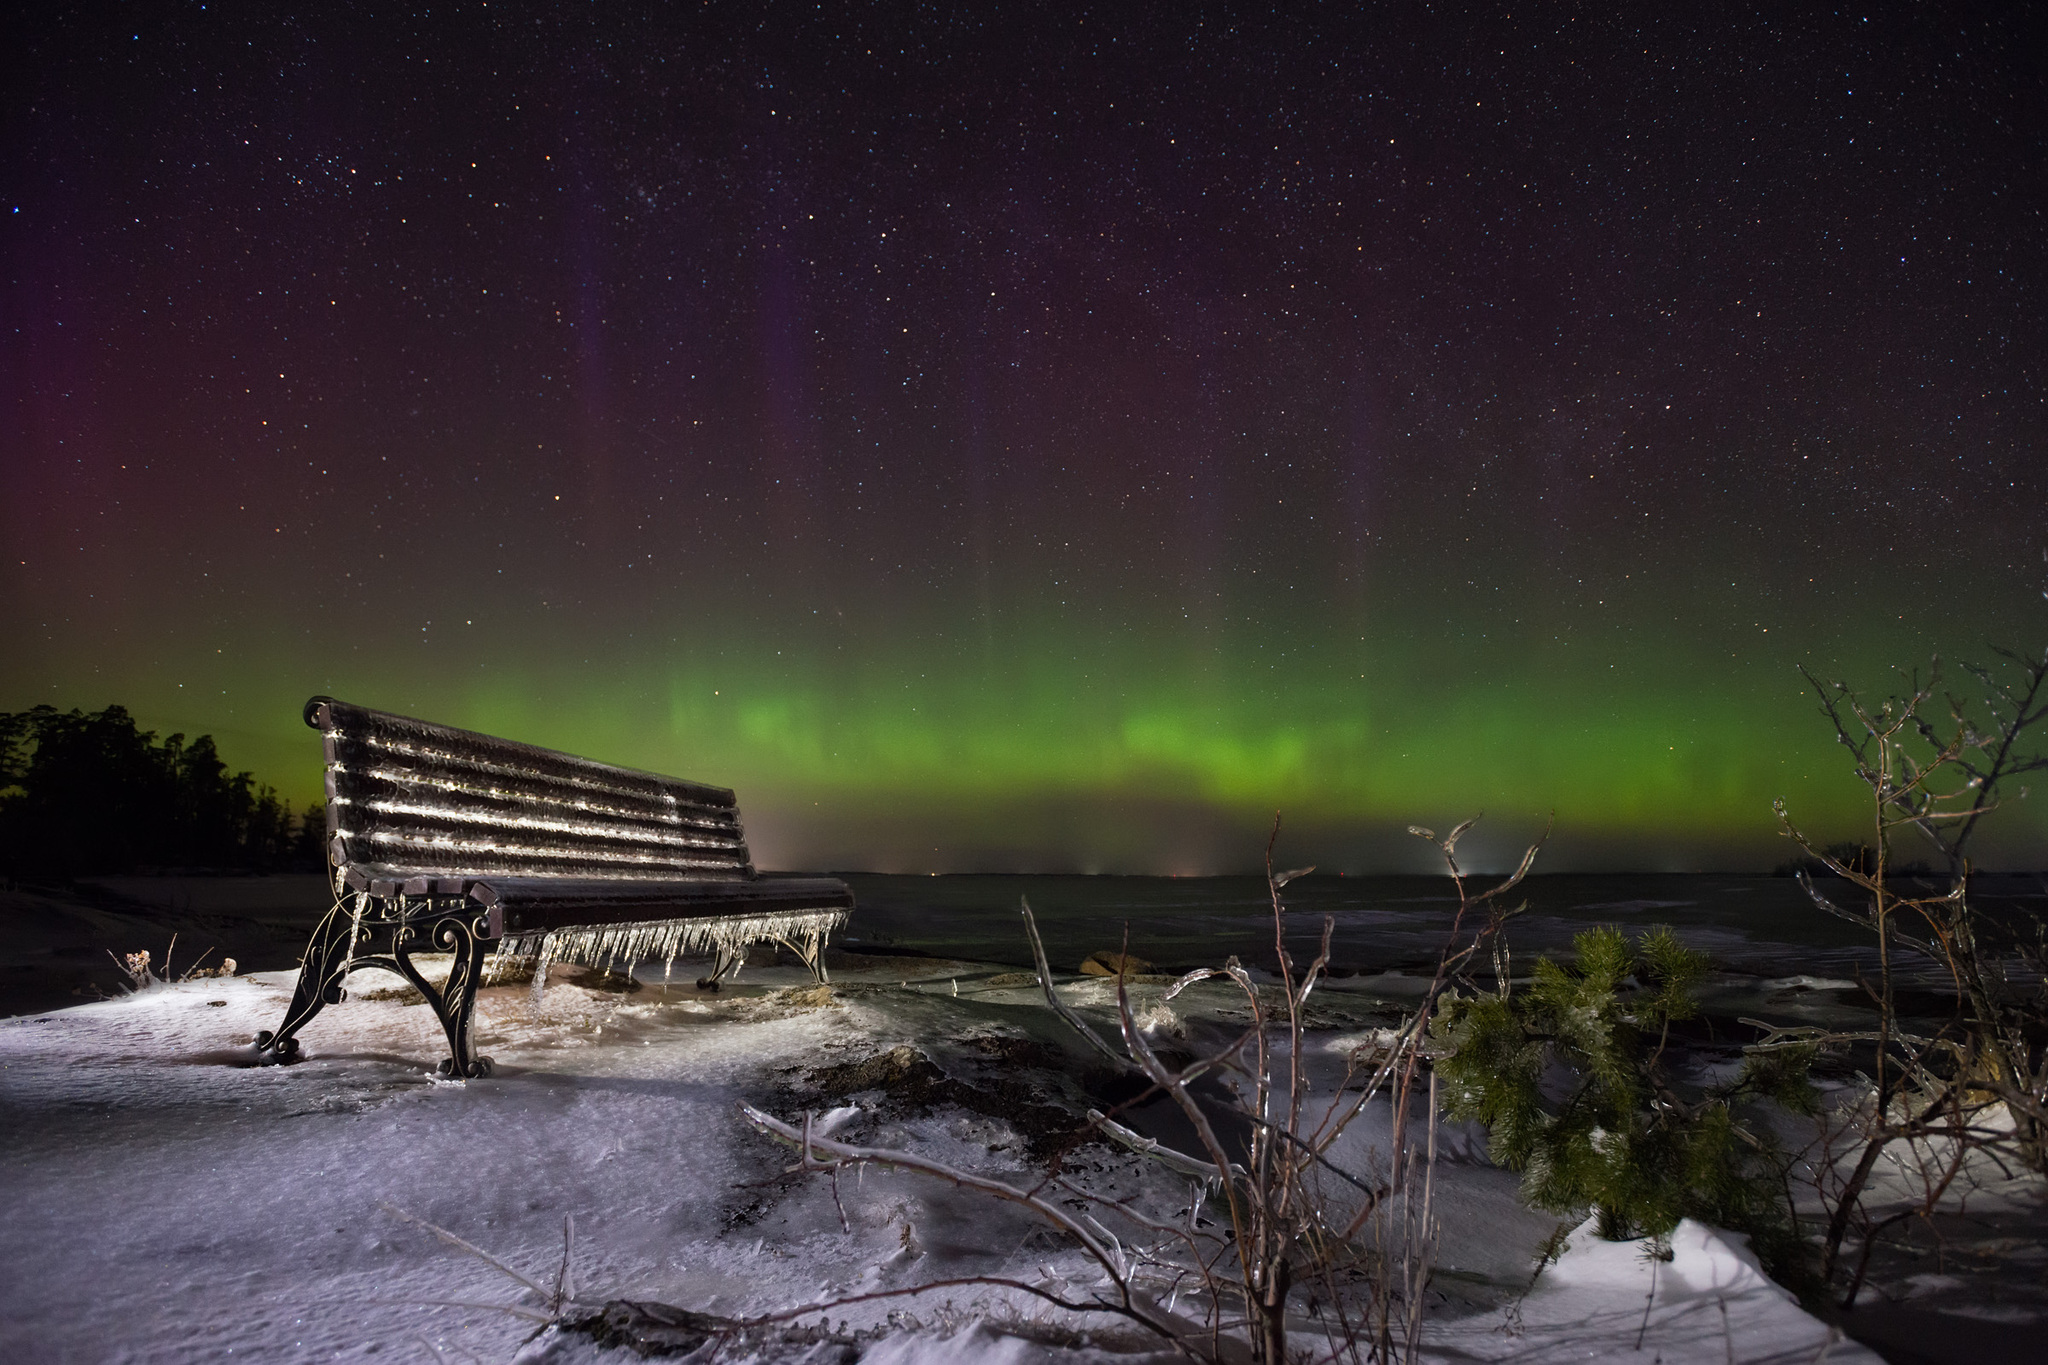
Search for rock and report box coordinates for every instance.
[781,984,835,1008]
[569,1300,728,1356]
[1079,950,1150,978]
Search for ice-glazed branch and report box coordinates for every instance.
[1021,898,1139,1073]
[1092,1108,1246,1183]
[1164,967,1229,1001]
[379,1201,587,1326]
[380,1201,555,1303]
[726,1273,1236,1356]
[1116,985,1254,1222]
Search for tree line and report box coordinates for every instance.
[0,704,326,877]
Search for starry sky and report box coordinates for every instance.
[4,3,2045,873]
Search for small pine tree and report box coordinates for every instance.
[1431,926,1819,1283]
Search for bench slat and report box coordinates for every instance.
[313,698,736,807]
[333,770,746,853]
[335,824,750,880]
[331,819,750,881]
[321,733,739,830]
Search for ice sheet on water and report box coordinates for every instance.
[1763,974,1860,992]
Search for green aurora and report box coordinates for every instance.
[34,572,2045,874]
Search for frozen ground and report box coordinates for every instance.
[0,946,1989,1364]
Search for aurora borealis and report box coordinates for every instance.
[4,4,2044,872]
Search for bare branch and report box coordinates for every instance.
[379,1201,554,1302]
[1021,899,1136,1073]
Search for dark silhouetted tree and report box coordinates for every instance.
[0,705,321,876]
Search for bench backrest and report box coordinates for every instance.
[307,696,756,890]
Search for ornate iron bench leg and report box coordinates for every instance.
[696,941,747,991]
[255,902,358,1063]
[772,927,832,984]
[392,909,497,1078]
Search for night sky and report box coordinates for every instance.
[5,3,2045,873]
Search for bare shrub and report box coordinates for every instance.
[1773,620,2048,1302]
[744,814,1545,1363]
[105,934,237,993]
[109,948,156,992]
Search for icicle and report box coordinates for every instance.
[498,907,849,998]
[343,890,369,975]
[528,933,561,1013]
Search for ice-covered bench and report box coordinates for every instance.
[254,697,854,1076]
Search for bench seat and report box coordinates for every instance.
[344,871,852,924]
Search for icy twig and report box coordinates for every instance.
[553,1213,574,1311]
[379,1201,556,1306]
[1089,1109,1245,1183]
[1021,899,1133,1072]
[1162,967,1227,1002]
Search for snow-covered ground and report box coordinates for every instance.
[0,954,1919,1363]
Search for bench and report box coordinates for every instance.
[254,696,854,1076]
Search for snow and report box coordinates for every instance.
[1429,1218,1858,1364]
[0,959,1889,1363]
